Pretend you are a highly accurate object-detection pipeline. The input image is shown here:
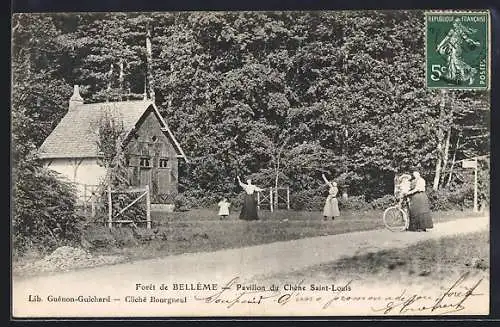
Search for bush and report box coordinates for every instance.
[427,184,473,211]
[292,191,382,211]
[338,195,368,210]
[370,194,396,210]
[290,189,324,211]
[174,194,190,211]
[177,190,243,210]
[13,163,84,255]
[427,190,453,211]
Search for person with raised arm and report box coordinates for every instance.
[322,173,340,221]
[237,176,264,221]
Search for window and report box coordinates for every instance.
[159,158,169,168]
[140,157,151,167]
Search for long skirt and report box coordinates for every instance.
[323,196,340,218]
[240,193,259,220]
[408,192,433,231]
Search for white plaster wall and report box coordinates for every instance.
[44,158,107,200]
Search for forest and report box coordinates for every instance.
[12,11,490,210]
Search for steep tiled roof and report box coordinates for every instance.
[38,100,188,161]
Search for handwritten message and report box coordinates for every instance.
[187,272,485,314]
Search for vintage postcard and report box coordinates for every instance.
[11,10,491,318]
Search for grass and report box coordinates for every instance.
[260,230,489,286]
[97,208,484,262]
[13,208,486,277]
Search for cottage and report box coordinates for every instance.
[38,85,188,207]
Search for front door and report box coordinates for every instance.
[139,166,152,192]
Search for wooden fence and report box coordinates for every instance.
[257,187,290,212]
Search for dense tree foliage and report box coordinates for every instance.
[12,12,490,208]
[12,14,84,253]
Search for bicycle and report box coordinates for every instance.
[383,198,409,232]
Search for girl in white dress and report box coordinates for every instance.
[218,198,231,220]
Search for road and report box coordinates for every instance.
[12,216,489,317]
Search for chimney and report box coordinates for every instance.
[69,85,84,111]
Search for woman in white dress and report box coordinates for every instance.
[322,174,340,220]
[237,176,264,220]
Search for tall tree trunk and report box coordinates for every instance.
[119,59,124,101]
[440,92,456,188]
[433,90,447,191]
[106,63,113,102]
[274,150,281,207]
[446,134,461,187]
[440,126,452,188]
[274,158,279,192]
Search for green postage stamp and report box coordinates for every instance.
[426,11,490,90]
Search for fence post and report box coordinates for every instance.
[287,187,290,210]
[146,184,151,229]
[107,184,112,229]
[257,191,260,210]
[275,187,279,209]
[269,187,273,212]
[473,158,478,213]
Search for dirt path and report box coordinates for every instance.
[13,216,489,317]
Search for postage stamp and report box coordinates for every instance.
[425,11,490,90]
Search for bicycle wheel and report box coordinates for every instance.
[383,206,408,232]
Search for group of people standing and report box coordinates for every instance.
[219,170,433,233]
[218,174,341,221]
[396,171,433,232]
[217,176,265,220]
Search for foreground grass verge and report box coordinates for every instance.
[259,230,489,287]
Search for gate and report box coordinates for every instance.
[272,187,290,210]
[107,184,151,229]
[257,188,274,212]
[257,187,290,212]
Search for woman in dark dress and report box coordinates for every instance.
[406,171,433,231]
[237,176,264,220]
